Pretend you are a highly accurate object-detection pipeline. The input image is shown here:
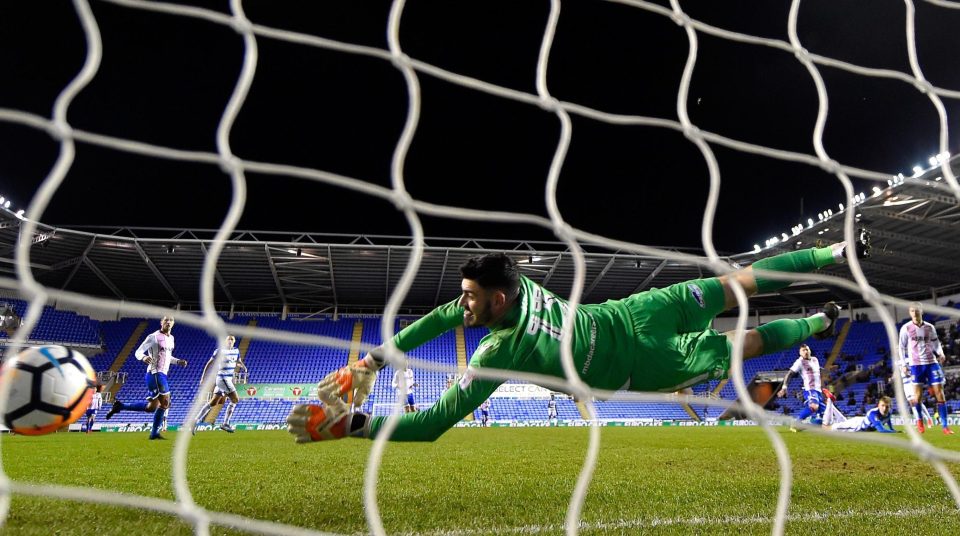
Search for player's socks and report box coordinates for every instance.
[752,247,835,293]
[126,401,150,412]
[922,403,934,426]
[150,408,165,438]
[196,402,213,424]
[224,401,236,425]
[938,403,949,430]
[756,315,827,352]
[911,405,920,421]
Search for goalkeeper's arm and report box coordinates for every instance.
[290,367,502,443]
[315,298,465,406]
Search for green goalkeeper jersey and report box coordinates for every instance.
[369,274,731,441]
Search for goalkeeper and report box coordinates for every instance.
[288,234,870,443]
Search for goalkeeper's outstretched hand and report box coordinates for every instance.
[316,360,378,407]
[286,403,349,443]
[286,403,371,443]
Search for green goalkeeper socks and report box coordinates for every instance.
[751,247,835,293]
[755,315,828,352]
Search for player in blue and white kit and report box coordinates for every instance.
[105,316,188,440]
[777,344,824,430]
[830,396,896,433]
[83,384,104,434]
[391,367,417,413]
[900,302,952,434]
[547,393,558,426]
[479,399,491,427]
[899,353,934,430]
[194,335,247,434]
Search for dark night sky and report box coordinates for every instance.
[0,0,958,253]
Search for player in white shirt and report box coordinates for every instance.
[899,302,952,434]
[547,393,558,425]
[479,399,491,427]
[83,384,104,434]
[392,367,417,413]
[777,344,824,430]
[194,335,247,434]
[105,316,188,440]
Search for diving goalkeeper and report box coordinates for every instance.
[288,234,870,443]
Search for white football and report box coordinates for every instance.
[1,345,96,435]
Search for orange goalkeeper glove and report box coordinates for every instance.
[316,350,385,407]
[286,403,371,443]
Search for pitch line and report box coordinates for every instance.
[400,505,953,535]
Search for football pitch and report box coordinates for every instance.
[3,426,959,535]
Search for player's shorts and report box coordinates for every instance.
[911,363,945,387]
[623,277,730,392]
[406,392,415,406]
[214,376,237,396]
[831,416,867,432]
[548,408,558,419]
[902,375,918,401]
[803,389,824,410]
[144,372,170,400]
[85,408,98,417]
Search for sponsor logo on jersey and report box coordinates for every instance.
[687,284,705,308]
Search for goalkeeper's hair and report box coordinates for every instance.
[459,253,520,299]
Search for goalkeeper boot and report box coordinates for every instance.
[831,228,871,262]
[855,228,871,258]
[944,428,955,435]
[813,301,841,340]
[105,400,122,420]
[918,420,926,434]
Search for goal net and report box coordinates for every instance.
[1,0,960,535]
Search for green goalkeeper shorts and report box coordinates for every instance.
[621,277,732,392]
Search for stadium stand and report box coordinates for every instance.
[0,298,100,348]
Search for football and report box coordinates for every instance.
[1,345,96,435]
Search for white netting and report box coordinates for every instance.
[1,0,960,535]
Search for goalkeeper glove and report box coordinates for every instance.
[316,349,386,407]
[286,403,371,443]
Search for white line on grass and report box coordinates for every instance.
[402,506,954,536]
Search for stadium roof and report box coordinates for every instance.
[1,166,958,318]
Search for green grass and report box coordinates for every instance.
[3,427,960,535]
